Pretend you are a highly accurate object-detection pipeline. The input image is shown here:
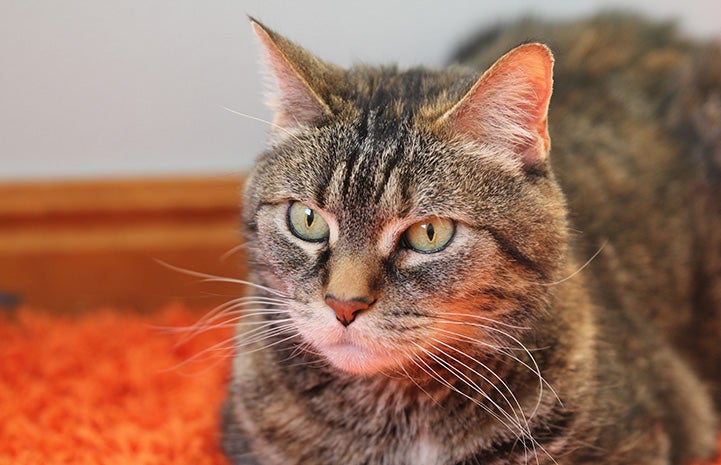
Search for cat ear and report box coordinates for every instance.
[250,18,337,133]
[439,43,554,169]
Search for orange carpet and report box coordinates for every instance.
[0,305,719,465]
[0,305,232,465]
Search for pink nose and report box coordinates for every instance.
[325,296,372,327]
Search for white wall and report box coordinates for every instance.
[1,0,718,180]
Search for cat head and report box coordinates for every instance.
[242,19,568,375]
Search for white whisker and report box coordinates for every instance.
[189,303,289,335]
[541,241,607,286]
[180,313,292,334]
[434,326,520,353]
[410,344,527,442]
[396,362,441,407]
[173,298,288,343]
[234,332,301,357]
[439,322,563,418]
[430,338,529,429]
[154,304,288,349]
[442,311,530,331]
[423,341,560,465]
[435,323,562,409]
[220,242,250,262]
[235,320,294,344]
[162,334,238,373]
[154,259,289,298]
[221,106,303,143]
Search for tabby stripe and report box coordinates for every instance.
[341,78,379,199]
[374,138,406,203]
[483,226,547,280]
[341,118,368,200]
[313,163,334,209]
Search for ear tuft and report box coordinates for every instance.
[439,43,554,169]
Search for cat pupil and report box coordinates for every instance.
[425,223,435,242]
[305,209,315,229]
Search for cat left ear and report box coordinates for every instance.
[250,18,339,134]
[438,43,554,169]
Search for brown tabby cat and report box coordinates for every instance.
[221,14,721,465]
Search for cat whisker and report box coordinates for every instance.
[425,340,560,465]
[422,343,531,437]
[235,319,294,343]
[429,338,529,430]
[434,326,562,418]
[155,311,280,337]
[160,305,289,348]
[180,312,292,334]
[278,340,329,369]
[540,241,607,286]
[161,333,240,373]
[405,350,555,465]
[435,316,548,366]
[187,301,290,336]
[441,311,531,331]
[433,326,521,353]
[410,344,529,444]
[395,362,441,407]
[427,341,552,465]
[221,106,303,143]
[166,311,290,355]
[233,331,301,357]
[220,242,250,262]
[435,322,560,401]
[155,259,290,298]
[168,297,289,340]
[282,356,329,370]
[170,351,234,377]
[407,354,462,401]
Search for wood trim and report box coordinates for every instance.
[0,175,248,313]
[0,176,243,254]
[0,176,242,216]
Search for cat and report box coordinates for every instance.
[221,13,721,465]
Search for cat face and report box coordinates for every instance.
[242,21,568,375]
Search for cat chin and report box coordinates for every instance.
[319,342,402,375]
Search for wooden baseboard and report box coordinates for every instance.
[0,175,248,313]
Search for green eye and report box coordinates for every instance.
[402,217,455,253]
[287,201,330,242]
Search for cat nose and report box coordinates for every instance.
[324,295,373,327]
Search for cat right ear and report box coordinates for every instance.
[437,43,554,170]
[250,18,337,135]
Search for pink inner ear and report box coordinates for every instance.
[443,43,554,166]
[500,44,553,152]
[251,21,328,130]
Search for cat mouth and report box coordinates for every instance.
[320,340,403,374]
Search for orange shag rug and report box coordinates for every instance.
[0,305,232,465]
[0,305,719,465]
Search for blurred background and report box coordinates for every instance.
[0,1,718,313]
[1,0,719,181]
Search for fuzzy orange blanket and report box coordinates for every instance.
[0,305,232,465]
[1,306,719,464]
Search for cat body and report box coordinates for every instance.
[222,15,721,465]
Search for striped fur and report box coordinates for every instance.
[223,14,721,465]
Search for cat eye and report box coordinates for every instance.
[402,217,455,254]
[287,201,330,242]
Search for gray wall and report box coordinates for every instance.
[1,0,718,180]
